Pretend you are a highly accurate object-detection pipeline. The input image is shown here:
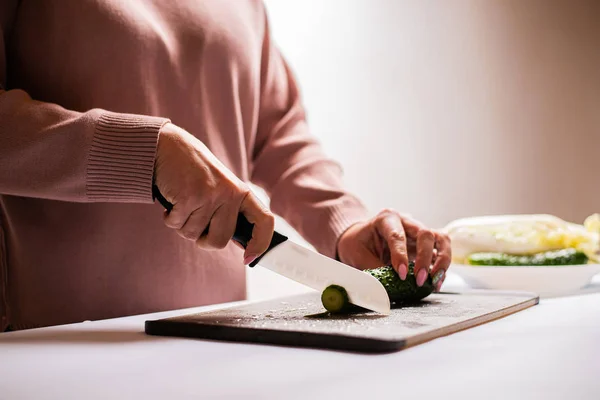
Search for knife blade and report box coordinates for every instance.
[152,186,391,315]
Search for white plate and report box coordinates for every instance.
[450,263,600,297]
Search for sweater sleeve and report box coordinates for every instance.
[250,5,371,259]
[0,4,170,204]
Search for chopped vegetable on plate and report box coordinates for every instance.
[443,213,600,266]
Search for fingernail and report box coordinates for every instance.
[432,269,445,286]
[416,268,428,287]
[244,255,256,265]
[435,276,446,292]
[398,264,408,280]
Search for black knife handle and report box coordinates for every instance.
[152,184,287,267]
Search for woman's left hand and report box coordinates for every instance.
[336,209,451,292]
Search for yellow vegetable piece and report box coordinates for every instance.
[444,213,600,264]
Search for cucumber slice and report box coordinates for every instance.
[320,285,367,313]
[321,285,348,313]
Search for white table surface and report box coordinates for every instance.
[1,273,599,400]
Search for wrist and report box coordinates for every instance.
[155,122,178,179]
[335,221,360,262]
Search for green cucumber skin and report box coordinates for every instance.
[320,262,434,314]
[364,262,434,303]
[467,248,588,266]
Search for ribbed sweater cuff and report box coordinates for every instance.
[86,112,170,203]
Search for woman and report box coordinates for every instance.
[0,0,450,331]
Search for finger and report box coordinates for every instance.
[155,185,188,230]
[398,213,427,238]
[375,212,409,279]
[398,214,425,258]
[163,203,192,230]
[176,206,212,241]
[239,191,275,263]
[414,229,435,287]
[393,214,435,284]
[431,232,452,291]
[196,202,239,250]
[431,248,438,264]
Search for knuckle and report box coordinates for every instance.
[235,184,252,200]
[164,219,179,229]
[417,228,435,241]
[255,208,275,231]
[389,231,406,243]
[379,208,397,218]
[434,229,450,241]
[225,183,244,201]
[261,210,275,226]
[178,229,198,241]
[435,231,452,248]
[443,233,452,245]
[164,209,187,229]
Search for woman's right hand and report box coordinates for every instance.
[154,123,275,264]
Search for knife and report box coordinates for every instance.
[152,185,391,315]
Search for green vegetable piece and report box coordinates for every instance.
[320,262,435,314]
[467,248,588,266]
[364,262,434,303]
[321,285,348,313]
[320,285,367,314]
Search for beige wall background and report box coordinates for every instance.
[247,0,600,300]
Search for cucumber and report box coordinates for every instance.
[365,263,434,303]
[320,262,434,314]
[467,248,588,266]
[320,285,367,314]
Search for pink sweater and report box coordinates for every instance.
[0,0,369,331]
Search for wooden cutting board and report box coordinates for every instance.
[144,289,538,353]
